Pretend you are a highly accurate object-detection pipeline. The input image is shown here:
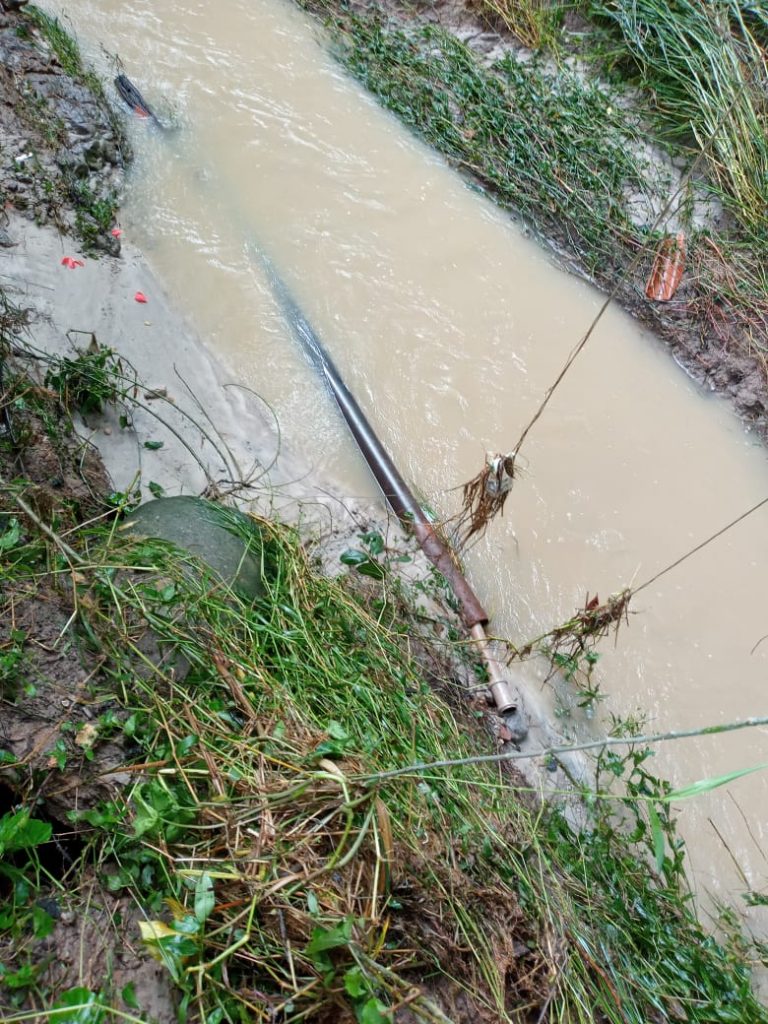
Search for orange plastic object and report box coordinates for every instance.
[645,231,686,302]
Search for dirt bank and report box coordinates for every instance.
[0,4,124,252]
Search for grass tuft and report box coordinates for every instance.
[319,10,655,281]
[25,6,105,101]
[476,0,565,49]
[588,0,768,235]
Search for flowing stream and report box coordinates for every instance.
[40,0,768,947]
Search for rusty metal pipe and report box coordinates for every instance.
[263,259,519,716]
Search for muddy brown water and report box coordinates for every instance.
[41,0,768,949]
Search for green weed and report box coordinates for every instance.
[301,0,768,391]
[69,179,119,250]
[588,0,768,234]
[25,6,105,101]
[44,344,124,417]
[318,11,652,280]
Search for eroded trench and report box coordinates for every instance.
[37,0,768,946]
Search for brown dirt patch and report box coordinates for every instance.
[0,869,177,1023]
[0,582,134,823]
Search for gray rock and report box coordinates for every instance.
[502,706,529,744]
[737,388,763,412]
[122,496,269,601]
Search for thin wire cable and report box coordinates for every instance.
[633,495,768,596]
[362,715,768,782]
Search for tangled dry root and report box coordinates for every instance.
[457,452,517,546]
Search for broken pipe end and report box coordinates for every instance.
[488,678,518,716]
[469,624,528,735]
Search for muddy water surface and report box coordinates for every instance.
[43,0,768,941]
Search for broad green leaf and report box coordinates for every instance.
[340,548,366,566]
[0,809,52,855]
[358,996,391,1024]
[50,987,105,1023]
[194,873,215,924]
[305,918,354,958]
[360,531,384,555]
[32,904,55,939]
[0,518,20,551]
[121,982,140,1010]
[344,966,368,999]
[340,549,386,580]
[132,801,160,838]
[665,762,768,801]
[2,962,38,990]
[355,559,386,580]
[175,914,201,935]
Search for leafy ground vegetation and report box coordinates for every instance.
[297,0,768,439]
[2,296,768,1022]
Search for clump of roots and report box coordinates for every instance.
[514,589,633,667]
[457,452,517,545]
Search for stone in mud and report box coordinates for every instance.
[122,495,268,600]
[502,707,528,744]
[736,388,764,413]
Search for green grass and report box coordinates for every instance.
[580,0,768,360]
[299,0,768,401]
[588,0,768,236]
[69,180,120,251]
[25,5,105,101]
[0,331,766,1022]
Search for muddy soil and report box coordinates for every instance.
[0,589,177,1016]
[0,6,124,252]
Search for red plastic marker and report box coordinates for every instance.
[111,227,122,238]
[61,256,84,269]
[134,291,148,303]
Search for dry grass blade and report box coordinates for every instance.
[475,0,561,49]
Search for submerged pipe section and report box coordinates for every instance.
[263,259,522,720]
